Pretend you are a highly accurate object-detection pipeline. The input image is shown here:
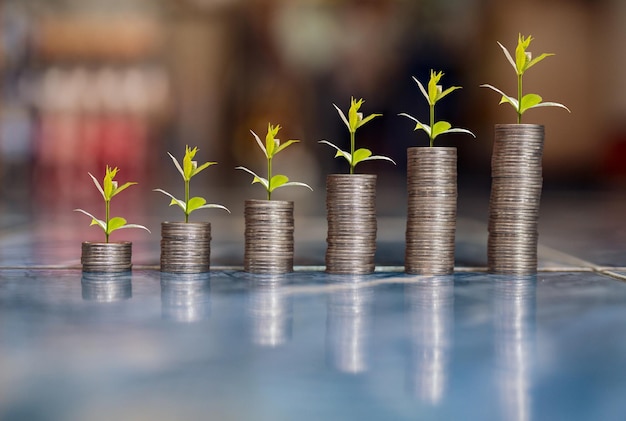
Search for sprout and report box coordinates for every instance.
[75,166,150,242]
[481,34,570,123]
[154,145,230,222]
[236,123,312,200]
[319,97,395,174]
[399,70,475,146]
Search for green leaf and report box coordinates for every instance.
[438,127,476,138]
[183,145,198,180]
[87,173,105,200]
[111,181,137,198]
[250,130,268,158]
[154,189,186,212]
[519,93,543,115]
[191,161,216,178]
[192,203,231,213]
[359,155,396,165]
[515,34,532,75]
[432,121,452,139]
[525,52,554,73]
[274,139,299,155]
[265,123,281,157]
[480,84,519,111]
[116,223,151,233]
[351,148,372,166]
[187,196,207,214]
[74,208,106,231]
[438,85,461,103]
[524,101,571,113]
[497,41,517,74]
[398,113,431,137]
[236,166,269,191]
[412,76,430,104]
[319,140,352,165]
[167,152,185,179]
[332,104,350,131]
[269,174,289,192]
[358,113,382,129]
[107,216,127,233]
[279,181,313,191]
[348,97,364,133]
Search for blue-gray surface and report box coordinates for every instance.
[1,269,626,421]
[1,190,626,420]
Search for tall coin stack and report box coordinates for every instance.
[405,147,457,275]
[160,222,211,273]
[244,200,294,274]
[488,124,544,274]
[325,174,377,274]
[81,241,132,273]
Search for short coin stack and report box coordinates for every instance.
[244,200,294,274]
[325,174,377,274]
[81,241,132,273]
[488,124,544,274]
[160,222,211,273]
[405,147,457,275]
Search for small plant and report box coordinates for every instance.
[399,70,475,146]
[320,97,395,174]
[154,145,230,222]
[236,123,312,200]
[75,166,150,243]
[481,33,570,123]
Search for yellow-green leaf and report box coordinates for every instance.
[269,174,289,192]
[187,196,207,214]
[432,121,452,139]
[107,216,127,233]
[352,148,372,166]
[520,93,543,114]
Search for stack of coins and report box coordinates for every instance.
[325,174,377,274]
[488,124,544,274]
[244,200,294,274]
[405,147,457,275]
[81,241,132,273]
[160,222,211,273]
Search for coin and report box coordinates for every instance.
[81,241,132,273]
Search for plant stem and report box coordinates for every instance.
[350,131,355,174]
[517,73,523,124]
[185,179,189,223]
[267,156,272,200]
[429,102,435,148]
[105,199,110,243]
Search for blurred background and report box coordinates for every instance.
[1,0,625,222]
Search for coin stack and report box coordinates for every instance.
[244,200,294,274]
[325,174,377,274]
[81,241,132,273]
[160,222,211,273]
[488,124,544,274]
[405,147,457,275]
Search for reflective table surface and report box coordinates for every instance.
[1,190,625,420]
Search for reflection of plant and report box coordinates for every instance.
[236,123,312,200]
[399,70,475,147]
[481,34,570,123]
[154,145,230,223]
[320,97,395,174]
[75,166,150,243]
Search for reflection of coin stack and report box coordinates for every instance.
[244,200,294,274]
[406,276,453,403]
[81,272,132,301]
[326,277,373,374]
[493,276,536,421]
[405,148,457,275]
[160,222,211,273]
[81,242,132,273]
[160,273,211,323]
[488,125,544,274]
[248,276,291,347]
[326,174,377,274]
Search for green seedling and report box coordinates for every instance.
[236,123,312,200]
[75,166,150,243]
[399,70,475,146]
[319,97,395,174]
[154,145,230,222]
[481,33,570,123]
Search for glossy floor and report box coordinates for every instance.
[1,190,625,420]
